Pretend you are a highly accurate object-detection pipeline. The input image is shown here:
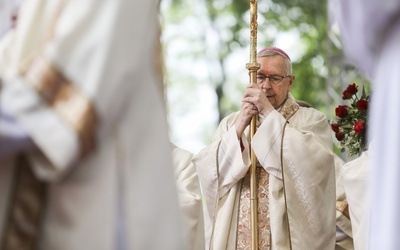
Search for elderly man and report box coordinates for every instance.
[193,47,336,249]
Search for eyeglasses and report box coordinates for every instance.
[256,74,291,85]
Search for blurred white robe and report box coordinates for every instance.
[334,155,354,250]
[342,150,370,250]
[171,144,205,250]
[0,0,184,249]
[332,0,400,248]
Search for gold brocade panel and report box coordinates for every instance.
[237,165,270,250]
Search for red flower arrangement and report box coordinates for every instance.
[331,83,369,157]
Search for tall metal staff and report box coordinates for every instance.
[245,0,260,249]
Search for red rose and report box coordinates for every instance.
[342,90,353,100]
[354,121,365,135]
[331,123,340,133]
[335,131,345,141]
[335,105,349,118]
[342,83,358,100]
[357,99,368,111]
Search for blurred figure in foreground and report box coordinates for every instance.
[331,0,400,248]
[341,146,371,250]
[0,0,184,249]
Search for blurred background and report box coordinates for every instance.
[160,0,371,159]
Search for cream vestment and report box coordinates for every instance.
[334,155,354,250]
[171,144,205,250]
[193,95,336,249]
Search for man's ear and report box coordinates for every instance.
[288,75,295,87]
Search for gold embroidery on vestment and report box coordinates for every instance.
[336,201,350,219]
[237,166,271,250]
[20,54,97,156]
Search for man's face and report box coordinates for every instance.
[256,55,294,108]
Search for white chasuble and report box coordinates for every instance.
[193,95,336,249]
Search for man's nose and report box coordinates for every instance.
[262,78,271,89]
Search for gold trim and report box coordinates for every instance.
[336,201,350,219]
[209,140,222,250]
[20,54,97,156]
[279,96,299,120]
[154,20,165,95]
[279,95,299,250]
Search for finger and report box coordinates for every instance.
[248,82,260,89]
[243,104,259,116]
[242,101,255,109]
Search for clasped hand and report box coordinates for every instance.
[235,82,274,138]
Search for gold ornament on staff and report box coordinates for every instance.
[245,0,260,249]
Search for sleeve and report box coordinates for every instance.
[192,140,220,222]
[0,0,161,181]
[192,113,250,219]
[217,127,251,196]
[252,109,334,179]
